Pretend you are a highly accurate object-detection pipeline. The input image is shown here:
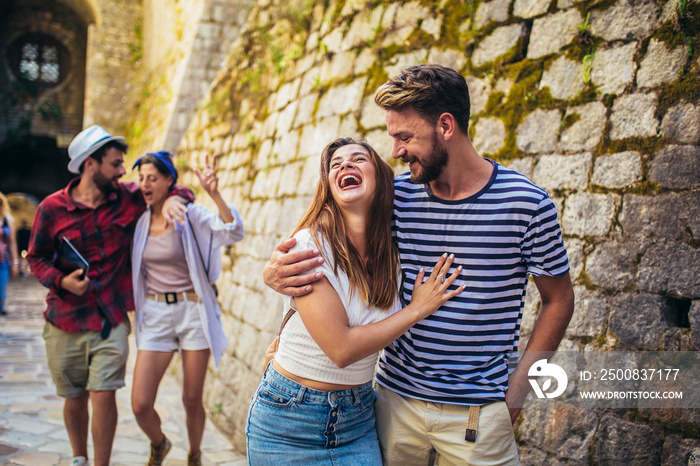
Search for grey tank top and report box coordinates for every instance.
[142,227,193,293]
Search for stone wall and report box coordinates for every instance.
[170,0,699,462]
[104,0,254,164]
[159,0,253,153]
[83,0,142,137]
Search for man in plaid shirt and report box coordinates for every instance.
[27,125,193,466]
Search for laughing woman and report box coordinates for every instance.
[245,138,465,465]
[130,151,244,466]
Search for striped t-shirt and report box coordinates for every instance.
[375,161,569,405]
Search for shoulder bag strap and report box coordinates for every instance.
[279,308,295,334]
[187,215,213,278]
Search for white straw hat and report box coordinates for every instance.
[67,125,126,174]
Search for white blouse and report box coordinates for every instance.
[132,203,244,369]
[274,229,401,385]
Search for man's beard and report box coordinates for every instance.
[93,170,118,194]
[407,133,449,184]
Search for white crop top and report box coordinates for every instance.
[274,229,401,385]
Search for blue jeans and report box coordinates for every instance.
[0,260,8,311]
[246,365,382,465]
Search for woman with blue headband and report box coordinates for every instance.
[130,151,244,466]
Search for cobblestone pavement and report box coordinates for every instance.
[0,275,246,465]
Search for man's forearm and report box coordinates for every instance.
[506,273,574,422]
[170,185,195,203]
[26,254,63,290]
[27,214,63,290]
[263,238,324,297]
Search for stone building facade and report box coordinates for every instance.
[0,0,249,197]
[170,0,700,464]
[0,0,95,198]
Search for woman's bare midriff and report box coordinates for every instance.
[272,360,361,391]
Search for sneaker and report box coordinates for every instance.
[147,436,171,466]
[71,457,88,466]
[187,451,202,466]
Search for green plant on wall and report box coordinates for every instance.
[578,12,592,40]
[128,23,143,63]
[482,59,554,162]
[4,74,64,140]
[8,75,38,105]
[272,40,304,76]
[673,0,699,74]
[673,0,692,32]
[37,101,62,121]
[318,39,330,57]
[2,110,32,144]
[582,49,594,84]
[278,0,314,34]
[125,67,175,162]
[174,4,185,41]
[176,155,188,171]
[311,74,323,90]
[577,12,596,84]
[440,0,478,49]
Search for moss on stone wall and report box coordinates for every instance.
[366,61,389,96]
[124,64,176,163]
[438,0,477,50]
[656,72,700,117]
[487,59,545,161]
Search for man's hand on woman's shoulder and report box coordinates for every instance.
[263,237,325,297]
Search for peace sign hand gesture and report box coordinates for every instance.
[193,153,220,196]
[193,153,234,223]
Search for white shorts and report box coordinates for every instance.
[137,297,209,352]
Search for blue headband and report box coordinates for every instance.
[132,151,178,184]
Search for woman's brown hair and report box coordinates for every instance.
[293,137,399,310]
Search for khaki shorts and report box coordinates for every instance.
[375,384,520,466]
[43,319,130,398]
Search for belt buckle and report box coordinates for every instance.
[465,428,477,442]
[165,292,178,304]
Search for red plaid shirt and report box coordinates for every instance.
[27,178,193,333]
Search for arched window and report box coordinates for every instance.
[7,33,70,89]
